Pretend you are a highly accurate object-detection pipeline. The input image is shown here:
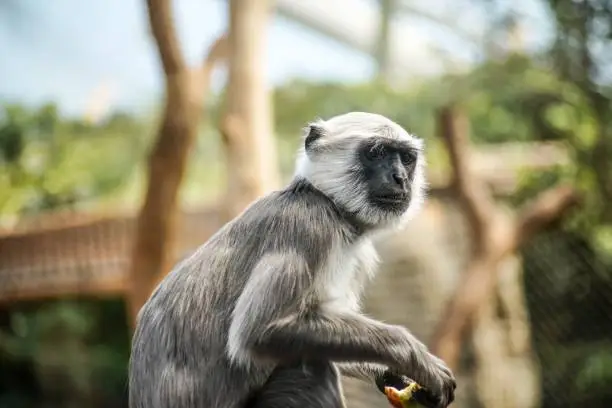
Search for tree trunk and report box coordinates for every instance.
[127,0,227,327]
[374,0,396,83]
[470,254,540,408]
[221,0,279,220]
[126,74,198,327]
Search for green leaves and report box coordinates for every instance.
[0,121,25,163]
[0,300,131,407]
[0,103,148,216]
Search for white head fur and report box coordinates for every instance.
[294,112,427,231]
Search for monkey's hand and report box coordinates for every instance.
[384,383,432,408]
[376,372,445,408]
[376,370,440,408]
[385,384,418,408]
[388,329,456,408]
[375,370,412,395]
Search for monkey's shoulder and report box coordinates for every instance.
[252,178,362,235]
[212,178,362,271]
[232,179,359,239]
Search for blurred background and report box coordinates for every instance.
[0,0,611,407]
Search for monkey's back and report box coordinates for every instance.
[129,179,358,408]
[128,237,268,408]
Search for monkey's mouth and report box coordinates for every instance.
[372,195,411,214]
[373,193,409,204]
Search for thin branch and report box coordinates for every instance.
[438,106,496,247]
[191,34,230,103]
[430,258,495,369]
[202,34,229,76]
[146,0,185,76]
[511,185,580,251]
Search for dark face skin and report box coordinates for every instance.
[357,138,418,213]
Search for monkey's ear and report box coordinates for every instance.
[304,122,325,151]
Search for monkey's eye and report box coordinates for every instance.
[400,151,417,166]
[364,145,386,161]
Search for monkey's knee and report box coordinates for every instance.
[246,361,344,408]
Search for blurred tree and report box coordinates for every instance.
[375,0,397,83]
[523,230,612,408]
[218,0,279,220]
[543,0,612,233]
[546,0,612,218]
[126,0,228,327]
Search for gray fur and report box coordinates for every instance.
[129,112,455,408]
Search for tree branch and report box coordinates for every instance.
[190,34,229,106]
[430,257,495,369]
[219,0,279,221]
[438,106,496,249]
[430,185,579,368]
[511,185,580,251]
[201,34,229,77]
[146,0,185,76]
[430,107,581,370]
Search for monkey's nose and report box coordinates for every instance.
[392,172,407,188]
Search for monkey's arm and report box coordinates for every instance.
[227,252,428,372]
[336,362,386,382]
[333,256,406,386]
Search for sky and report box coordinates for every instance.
[0,0,553,118]
[0,0,374,117]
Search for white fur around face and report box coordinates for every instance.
[294,112,428,231]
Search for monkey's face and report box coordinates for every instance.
[294,112,427,230]
[355,137,418,215]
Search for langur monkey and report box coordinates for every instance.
[129,112,456,408]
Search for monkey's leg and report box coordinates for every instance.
[246,360,345,408]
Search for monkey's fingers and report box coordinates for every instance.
[384,385,424,408]
[384,383,443,408]
[410,386,442,408]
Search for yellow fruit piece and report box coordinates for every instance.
[384,382,423,408]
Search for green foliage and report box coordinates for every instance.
[0,300,130,408]
[523,228,612,408]
[0,103,150,218]
[450,56,584,143]
[576,346,612,395]
[269,55,601,176]
[544,0,612,224]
